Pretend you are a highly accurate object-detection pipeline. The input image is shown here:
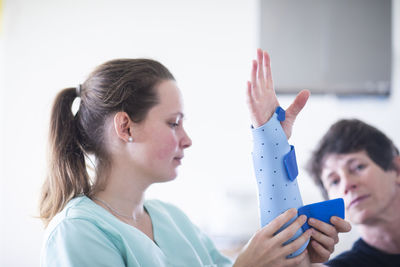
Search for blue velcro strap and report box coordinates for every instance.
[283,145,298,181]
[275,106,286,121]
[298,198,345,231]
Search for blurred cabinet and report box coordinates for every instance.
[260,0,392,96]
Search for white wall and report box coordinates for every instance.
[0,0,399,266]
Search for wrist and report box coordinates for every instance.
[251,106,285,129]
[251,111,275,128]
[232,253,247,267]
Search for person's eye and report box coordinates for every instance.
[350,163,367,173]
[356,164,366,171]
[168,122,179,128]
[330,178,340,187]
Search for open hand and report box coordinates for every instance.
[247,48,310,139]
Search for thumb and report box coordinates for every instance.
[281,90,310,139]
[286,89,310,120]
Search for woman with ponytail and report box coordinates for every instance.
[40,53,349,267]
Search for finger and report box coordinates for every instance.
[310,239,331,260]
[283,229,312,257]
[308,218,338,244]
[286,89,310,120]
[247,81,256,111]
[257,48,266,90]
[274,214,308,244]
[261,208,298,236]
[264,51,273,89]
[284,247,309,266]
[330,216,352,233]
[251,60,259,98]
[247,81,253,100]
[310,228,335,251]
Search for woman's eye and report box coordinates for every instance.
[356,164,366,171]
[351,163,367,173]
[330,179,340,187]
[168,122,179,128]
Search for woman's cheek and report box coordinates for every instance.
[154,136,179,160]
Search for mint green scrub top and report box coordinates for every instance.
[40,196,232,267]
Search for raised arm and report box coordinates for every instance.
[245,49,351,265]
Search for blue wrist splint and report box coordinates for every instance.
[252,107,345,258]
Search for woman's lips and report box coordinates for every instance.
[173,156,183,164]
[348,195,370,209]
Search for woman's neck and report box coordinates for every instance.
[359,197,400,254]
[360,224,400,254]
[93,177,155,241]
[94,158,153,222]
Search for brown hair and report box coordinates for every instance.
[39,59,174,226]
[307,119,399,199]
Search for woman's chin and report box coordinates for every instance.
[349,210,371,225]
[156,172,178,183]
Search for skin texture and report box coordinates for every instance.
[243,48,351,266]
[321,151,400,253]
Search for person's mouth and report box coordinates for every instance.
[348,194,370,209]
[173,156,183,164]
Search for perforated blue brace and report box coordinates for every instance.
[252,107,308,258]
[251,106,345,258]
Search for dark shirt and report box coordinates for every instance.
[326,238,400,267]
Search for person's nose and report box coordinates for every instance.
[180,127,192,149]
[341,171,358,196]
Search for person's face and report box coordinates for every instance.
[130,80,192,182]
[321,151,400,225]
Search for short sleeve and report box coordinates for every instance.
[41,218,126,267]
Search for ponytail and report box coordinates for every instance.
[39,88,90,227]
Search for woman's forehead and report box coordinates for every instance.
[151,80,184,114]
[322,151,369,170]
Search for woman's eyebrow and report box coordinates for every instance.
[170,112,184,119]
[345,158,359,167]
[323,171,335,181]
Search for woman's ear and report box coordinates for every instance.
[113,112,134,143]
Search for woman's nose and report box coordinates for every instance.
[342,173,358,195]
[181,128,192,149]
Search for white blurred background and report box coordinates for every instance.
[0,0,399,266]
